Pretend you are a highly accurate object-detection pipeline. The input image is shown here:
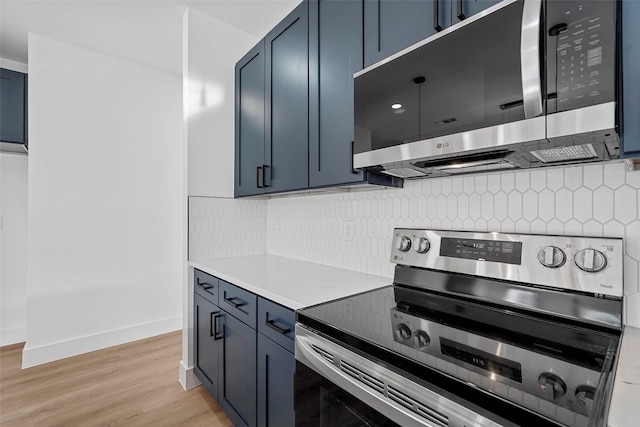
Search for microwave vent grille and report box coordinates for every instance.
[530,143,598,163]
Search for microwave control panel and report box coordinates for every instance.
[547,0,616,113]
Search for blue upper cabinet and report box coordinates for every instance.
[451,0,501,24]
[364,0,451,68]
[308,0,365,187]
[264,1,309,193]
[235,2,309,196]
[622,0,640,157]
[363,0,502,68]
[235,42,266,197]
[0,68,27,148]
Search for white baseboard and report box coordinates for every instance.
[179,360,202,390]
[0,326,26,347]
[21,316,182,368]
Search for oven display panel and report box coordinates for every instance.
[440,338,523,383]
[439,238,522,264]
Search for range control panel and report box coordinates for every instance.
[390,229,623,298]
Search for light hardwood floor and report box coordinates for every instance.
[0,331,232,426]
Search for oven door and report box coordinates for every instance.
[294,325,507,427]
[295,360,399,427]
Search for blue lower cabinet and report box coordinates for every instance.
[193,293,222,400]
[194,271,295,427]
[220,311,258,427]
[257,333,295,427]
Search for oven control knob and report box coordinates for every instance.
[574,249,607,273]
[538,373,567,401]
[412,330,431,348]
[413,237,431,254]
[537,246,566,268]
[394,324,411,341]
[395,236,411,252]
[575,385,596,415]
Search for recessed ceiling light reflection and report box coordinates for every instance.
[391,103,402,109]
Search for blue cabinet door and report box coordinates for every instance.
[452,0,501,24]
[622,0,640,156]
[235,41,266,197]
[0,68,27,145]
[308,0,366,188]
[257,334,294,427]
[364,0,451,68]
[264,2,309,193]
[219,311,257,427]
[193,293,222,400]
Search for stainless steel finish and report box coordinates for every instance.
[396,235,412,252]
[353,1,619,178]
[547,103,616,139]
[587,336,620,427]
[412,330,431,348]
[354,0,519,78]
[413,237,431,254]
[394,265,622,330]
[520,0,543,118]
[538,373,567,401]
[390,308,602,416]
[395,323,411,341]
[575,385,596,415]
[390,229,624,299]
[296,325,510,427]
[353,117,546,169]
[576,249,608,273]
[537,246,566,268]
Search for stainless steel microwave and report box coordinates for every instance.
[353,0,620,178]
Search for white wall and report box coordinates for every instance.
[23,34,183,367]
[179,7,259,389]
[185,8,257,198]
[0,152,28,346]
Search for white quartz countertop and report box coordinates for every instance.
[189,254,392,310]
[608,325,640,427]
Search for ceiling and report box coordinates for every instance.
[0,0,300,76]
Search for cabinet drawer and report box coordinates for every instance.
[258,297,295,353]
[220,280,257,329]
[194,269,219,304]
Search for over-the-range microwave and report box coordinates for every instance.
[353,0,620,179]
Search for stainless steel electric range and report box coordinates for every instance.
[295,229,624,427]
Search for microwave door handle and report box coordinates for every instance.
[520,0,543,118]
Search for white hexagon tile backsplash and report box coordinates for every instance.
[189,161,640,327]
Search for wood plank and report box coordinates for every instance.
[0,331,232,426]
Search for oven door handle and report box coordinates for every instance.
[520,0,543,118]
